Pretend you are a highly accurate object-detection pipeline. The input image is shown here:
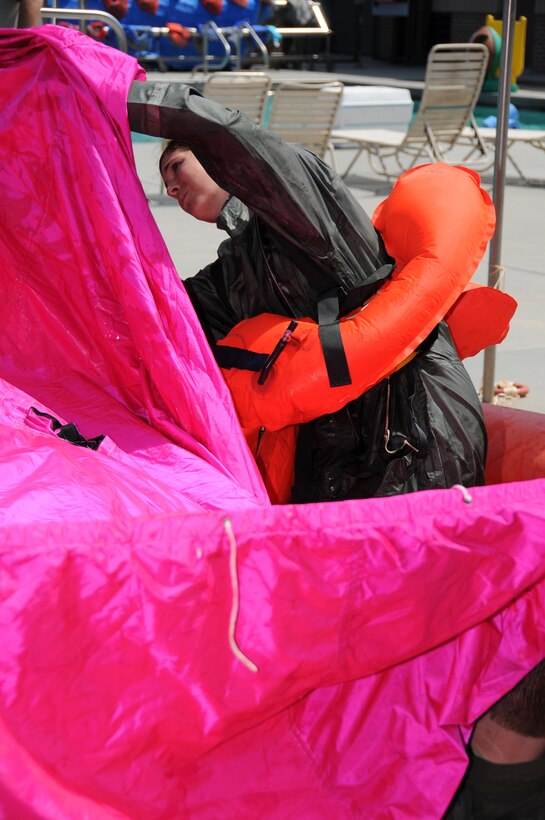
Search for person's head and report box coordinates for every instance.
[159,141,229,223]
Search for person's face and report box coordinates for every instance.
[161,147,229,223]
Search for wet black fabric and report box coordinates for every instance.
[293,323,486,502]
[30,408,105,451]
[128,82,487,502]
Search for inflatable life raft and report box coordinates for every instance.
[217,163,516,502]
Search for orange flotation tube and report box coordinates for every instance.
[445,281,516,359]
[217,164,511,436]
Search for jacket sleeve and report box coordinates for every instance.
[127,81,389,289]
[184,257,242,343]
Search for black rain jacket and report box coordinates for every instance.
[128,82,487,502]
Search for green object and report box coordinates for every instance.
[489,26,502,78]
[473,25,502,81]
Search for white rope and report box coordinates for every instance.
[452,484,473,504]
[491,263,506,290]
[223,517,259,674]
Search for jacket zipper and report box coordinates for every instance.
[256,221,297,318]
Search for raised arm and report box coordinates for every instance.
[128,81,388,288]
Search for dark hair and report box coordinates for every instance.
[489,658,545,736]
[159,140,191,176]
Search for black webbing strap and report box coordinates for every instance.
[318,289,351,388]
[212,345,268,372]
[30,407,105,451]
[317,263,395,389]
[339,263,394,315]
[210,258,395,384]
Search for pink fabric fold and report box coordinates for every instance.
[0,25,267,509]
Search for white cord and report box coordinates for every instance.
[223,517,259,674]
[452,484,473,504]
[490,263,506,290]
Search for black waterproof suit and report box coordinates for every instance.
[128,82,487,502]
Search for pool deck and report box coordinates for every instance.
[134,60,545,414]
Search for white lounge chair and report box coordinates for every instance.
[202,71,272,125]
[461,124,545,181]
[332,43,491,181]
[266,80,344,168]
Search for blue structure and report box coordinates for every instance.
[483,103,521,130]
[46,0,274,66]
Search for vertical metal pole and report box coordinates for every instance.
[482,0,517,402]
[79,0,86,34]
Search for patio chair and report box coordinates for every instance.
[202,71,272,125]
[461,125,545,182]
[266,80,344,168]
[332,43,491,181]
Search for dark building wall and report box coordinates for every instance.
[332,0,544,76]
[365,0,432,63]
[525,0,545,73]
[437,0,544,77]
[533,12,545,72]
[320,0,360,57]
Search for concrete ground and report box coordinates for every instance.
[132,65,545,413]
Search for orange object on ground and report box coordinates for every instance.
[493,380,529,398]
[218,164,497,434]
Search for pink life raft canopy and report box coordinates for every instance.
[1,25,545,819]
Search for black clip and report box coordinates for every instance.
[258,320,298,385]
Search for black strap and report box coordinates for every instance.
[30,407,105,451]
[213,262,395,383]
[212,345,268,372]
[317,264,394,389]
[317,289,352,388]
[339,264,394,316]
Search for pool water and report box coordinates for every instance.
[132,132,163,143]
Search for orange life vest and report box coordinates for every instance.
[217,163,515,502]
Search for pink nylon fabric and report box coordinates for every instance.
[1,482,545,818]
[2,27,545,820]
[0,25,267,512]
